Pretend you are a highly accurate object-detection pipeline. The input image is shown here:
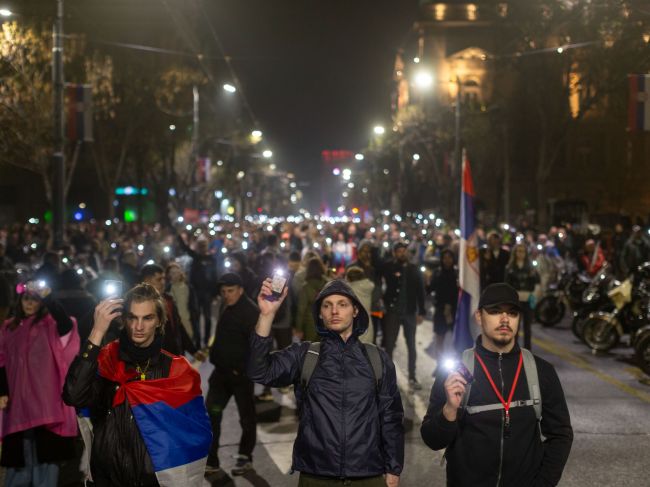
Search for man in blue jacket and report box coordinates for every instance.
[248,278,404,487]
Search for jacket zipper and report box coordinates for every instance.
[496,353,504,487]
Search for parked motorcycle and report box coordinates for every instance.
[534,270,591,327]
[582,272,650,352]
[570,265,617,340]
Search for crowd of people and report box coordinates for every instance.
[1,213,647,485]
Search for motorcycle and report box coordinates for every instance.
[534,270,591,327]
[570,265,617,340]
[582,275,650,352]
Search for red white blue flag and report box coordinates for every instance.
[453,151,481,352]
[66,84,93,142]
[628,74,650,132]
[98,342,212,486]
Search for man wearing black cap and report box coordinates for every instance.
[205,273,260,480]
[379,241,426,390]
[420,283,573,487]
[248,278,404,486]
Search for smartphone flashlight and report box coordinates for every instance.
[103,280,123,299]
[443,358,474,384]
[266,269,287,301]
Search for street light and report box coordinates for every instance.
[223,83,237,93]
[373,125,385,135]
[251,130,262,138]
[355,153,364,161]
[262,149,273,158]
[414,70,434,89]
[0,8,13,17]
[169,124,176,131]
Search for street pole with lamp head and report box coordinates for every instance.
[191,85,199,210]
[453,75,462,223]
[52,0,65,248]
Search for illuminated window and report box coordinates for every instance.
[467,4,477,21]
[435,4,446,21]
[498,3,508,18]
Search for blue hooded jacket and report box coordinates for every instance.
[248,279,404,478]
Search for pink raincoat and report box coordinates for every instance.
[0,313,79,438]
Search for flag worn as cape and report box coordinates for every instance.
[453,152,481,353]
[98,341,212,487]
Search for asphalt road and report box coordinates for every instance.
[212,315,650,487]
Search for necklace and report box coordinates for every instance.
[135,359,151,381]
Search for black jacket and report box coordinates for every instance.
[162,294,197,356]
[52,288,97,345]
[378,258,426,315]
[209,295,259,373]
[63,340,171,487]
[421,338,573,487]
[247,331,404,478]
[480,247,511,289]
[177,236,218,296]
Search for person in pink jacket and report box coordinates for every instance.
[0,279,79,487]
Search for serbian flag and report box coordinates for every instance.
[66,84,93,142]
[628,74,650,132]
[453,151,481,353]
[98,341,212,486]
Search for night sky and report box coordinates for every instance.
[204,1,420,180]
[22,0,421,205]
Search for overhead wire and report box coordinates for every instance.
[196,0,259,128]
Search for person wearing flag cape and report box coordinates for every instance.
[63,283,212,487]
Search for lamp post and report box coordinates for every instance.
[52,0,65,248]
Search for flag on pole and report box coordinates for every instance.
[628,74,650,132]
[196,157,212,183]
[453,151,481,353]
[98,342,212,487]
[66,84,93,142]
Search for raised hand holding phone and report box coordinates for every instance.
[256,277,288,338]
[88,298,124,346]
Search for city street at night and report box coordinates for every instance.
[213,317,650,487]
[3,1,650,487]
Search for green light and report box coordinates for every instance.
[115,186,149,196]
[43,210,52,223]
[124,209,137,222]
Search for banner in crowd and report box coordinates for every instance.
[628,74,650,132]
[453,151,481,352]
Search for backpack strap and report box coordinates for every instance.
[300,341,383,393]
[300,342,321,391]
[521,348,542,420]
[460,347,542,421]
[360,342,383,392]
[460,348,475,411]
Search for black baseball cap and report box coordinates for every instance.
[217,272,243,287]
[478,283,522,310]
[392,241,408,251]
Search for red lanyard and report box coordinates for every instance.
[474,351,523,426]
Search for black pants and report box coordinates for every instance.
[519,301,533,350]
[197,293,213,346]
[381,311,417,379]
[206,368,257,468]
